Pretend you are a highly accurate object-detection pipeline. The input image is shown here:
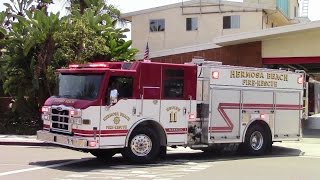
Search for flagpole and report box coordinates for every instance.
[143,42,150,62]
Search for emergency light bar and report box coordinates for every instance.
[88,63,108,68]
[68,63,110,69]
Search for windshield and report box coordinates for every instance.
[55,73,104,100]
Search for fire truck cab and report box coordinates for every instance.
[37,59,305,162]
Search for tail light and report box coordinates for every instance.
[260,114,265,119]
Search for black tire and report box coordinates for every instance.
[90,149,117,160]
[121,128,160,163]
[243,124,271,156]
[201,144,227,154]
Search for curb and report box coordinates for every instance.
[0,141,54,146]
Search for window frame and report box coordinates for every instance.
[105,75,134,105]
[149,19,165,32]
[223,15,240,29]
[163,69,185,99]
[186,17,198,31]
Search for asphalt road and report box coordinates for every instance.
[1,139,320,180]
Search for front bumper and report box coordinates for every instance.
[37,130,95,149]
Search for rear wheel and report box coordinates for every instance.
[242,124,271,155]
[122,128,160,163]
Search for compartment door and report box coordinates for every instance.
[275,91,301,139]
[209,88,241,141]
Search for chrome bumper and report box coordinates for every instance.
[37,130,94,149]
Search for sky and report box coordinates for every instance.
[47,0,320,20]
[109,0,320,21]
[1,0,319,20]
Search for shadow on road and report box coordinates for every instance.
[28,145,302,173]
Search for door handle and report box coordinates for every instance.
[132,107,136,115]
[183,107,187,115]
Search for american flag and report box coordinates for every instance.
[143,42,149,61]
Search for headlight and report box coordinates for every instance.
[42,114,49,121]
[70,109,82,117]
[41,106,51,114]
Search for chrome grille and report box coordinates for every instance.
[51,107,70,133]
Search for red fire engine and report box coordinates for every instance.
[37,58,305,162]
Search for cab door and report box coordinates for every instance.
[99,74,135,147]
[160,68,188,145]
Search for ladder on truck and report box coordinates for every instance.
[300,0,310,17]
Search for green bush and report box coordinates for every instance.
[0,111,41,135]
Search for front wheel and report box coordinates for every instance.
[122,128,160,163]
[242,124,271,156]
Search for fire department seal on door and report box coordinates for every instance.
[167,106,180,123]
[103,112,130,130]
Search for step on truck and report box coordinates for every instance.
[37,58,305,162]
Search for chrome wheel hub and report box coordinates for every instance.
[250,131,263,151]
[131,134,152,157]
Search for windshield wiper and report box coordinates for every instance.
[59,95,74,98]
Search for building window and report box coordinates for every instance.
[150,19,165,32]
[186,17,198,31]
[223,15,240,29]
[164,69,184,98]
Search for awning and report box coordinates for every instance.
[263,57,320,64]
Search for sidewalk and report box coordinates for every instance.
[0,135,51,146]
[1,128,320,146]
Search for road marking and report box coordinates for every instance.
[0,158,88,177]
[300,155,320,159]
[66,174,88,178]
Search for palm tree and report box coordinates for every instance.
[67,0,126,24]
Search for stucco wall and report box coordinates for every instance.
[244,0,276,5]
[131,6,263,53]
[289,0,299,18]
[262,29,320,58]
[263,12,291,28]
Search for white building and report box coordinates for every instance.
[122,0,306,58]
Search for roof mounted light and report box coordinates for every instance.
[212,71,220,79]
[298,76,304,84]
[69,64,79,68]
[88,63,108,68]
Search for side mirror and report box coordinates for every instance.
[110,97,118,104]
